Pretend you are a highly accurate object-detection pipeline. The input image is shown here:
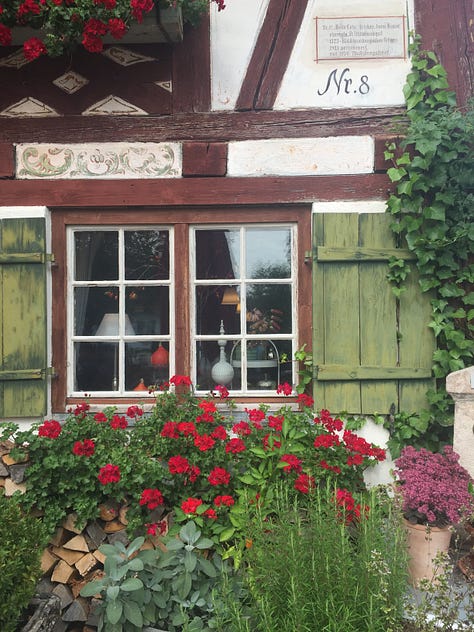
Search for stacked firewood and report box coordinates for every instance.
[0,441,160,631]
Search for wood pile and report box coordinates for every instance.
[0,441,165,632]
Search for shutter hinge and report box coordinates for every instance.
[304,250,313,265]
[0,367,57,381]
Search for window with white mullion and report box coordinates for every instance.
[68,226,172,396]
[192,224,296,394]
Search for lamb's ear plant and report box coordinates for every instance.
[81,521,239,632]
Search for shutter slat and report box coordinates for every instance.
[316,246,417,262]
[316,365,432,380]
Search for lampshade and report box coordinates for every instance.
[221,287,240,306]
[151,343,169,366]
[95,313,135,336]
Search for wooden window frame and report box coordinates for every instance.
[51,206,312,412]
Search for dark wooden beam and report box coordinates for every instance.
[0,143,14,178]
[0,174,392,207]
[416,0,474,106]
[236,0,309,111]
[0,107,406,144]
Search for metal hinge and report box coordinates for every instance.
[0,367,57,381]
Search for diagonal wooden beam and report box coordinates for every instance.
[236,0,309,111]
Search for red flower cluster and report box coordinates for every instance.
[72,439,95,456]
[110,414,127,430]
[335,488,368,524]
[207,467,231,486]
[214,495,234,507]
[126,405,143,418]
[98,463,121,485]
[294,473,315,494]
[276,382,293,396]
[181,497,202,515]
[94,412,108,423]
[38,420,62,439]
[139,488,164,510]
[280,454,302,473]
[225,438,246,454]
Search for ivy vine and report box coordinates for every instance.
[383,35,474,456]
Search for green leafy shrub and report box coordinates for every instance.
[81,521,240,632]
[0,494,48,632]
[385,35,474,452]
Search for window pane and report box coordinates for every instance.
[126,286,169,335]
[195,285,241,335]
[74,287,119,336]
[246,283,292,334]
[125,230,169,280]
[246,228,291,279]
[75,231,118,281]
[231,339,293,390]
[196,341,240,391]
[126,342,169,391]
[195,229,240,279]
[75,342,118,391]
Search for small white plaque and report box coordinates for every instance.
[316,16,406,61]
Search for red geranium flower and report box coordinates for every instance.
[110,414,127,430]
[169,374,192,386]
[38,420,62,439]
[161,421,179,438]
[177,421,196,436]
[225,438,246,454]
[268,415,283,432]
[245,408,265,423]
[126,405,143,418]
[214,494,235,507]
[0,24,12,46]
[211,425,228,440]
[194,434,215,451]
[98,464,121,485]
[199,400,217,414]
[168,455,190,474]
[232,421,252,436]
[280,454,302,473]
[214,385,229,399]
[297,393,314,408]
[208,467,231,486]
[276,382,293,396]
[203,508,218,520]
[23,37,47,60]
[139,488,164,510]
[108,17,127,39]
[94,412,108,423]
[72,439,95,456]
[294,473,315,494]
[181,497,203,514]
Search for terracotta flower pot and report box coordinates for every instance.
[404,519,452,585]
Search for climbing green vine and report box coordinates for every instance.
[384,35,474,456]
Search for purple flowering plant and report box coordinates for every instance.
[394,445,474,527]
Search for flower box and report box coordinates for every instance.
[10,7,183,48]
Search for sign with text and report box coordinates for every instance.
[315,16,406,61]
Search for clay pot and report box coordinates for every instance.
[404,519,452,585]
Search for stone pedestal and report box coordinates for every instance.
[447,366,474,478]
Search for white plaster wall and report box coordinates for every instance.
[312,200,386,213]
[210,0,270,110]
[227,136,374,176]
[211,0,414,111]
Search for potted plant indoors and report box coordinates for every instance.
[393,445,474,585]
[0,0,226,60]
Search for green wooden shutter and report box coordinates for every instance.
[0,217,49,417]
[312,213,435,414]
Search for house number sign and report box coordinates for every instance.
[315,16,407,62]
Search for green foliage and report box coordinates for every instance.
[294,343,314,394]
[81,521,239,632]
[0,494,48,632]
[385,35,474,451]
[218,486,409,632]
